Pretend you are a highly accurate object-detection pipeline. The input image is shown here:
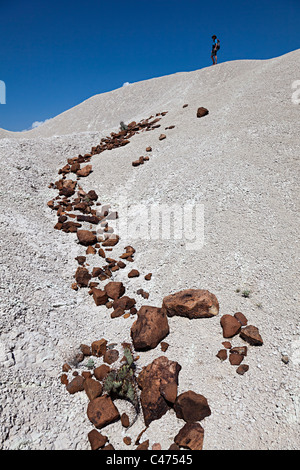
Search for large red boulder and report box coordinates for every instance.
[137,356,181,426]
[131,305,169,351]
[162,289,219,319]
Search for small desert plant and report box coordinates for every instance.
[103,346,139,416]
[242,289,251,298]
[86,358,95,370]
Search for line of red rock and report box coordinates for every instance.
[48,105,263,451]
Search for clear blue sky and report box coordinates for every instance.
[0,0,299,131]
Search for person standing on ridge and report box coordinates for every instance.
[211,35,220,65]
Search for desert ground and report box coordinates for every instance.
[0,49,299,450]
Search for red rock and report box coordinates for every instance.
[103,349,119,365]
[121,413,130,428]
[66,375,85,394]
[92,288,109,306]
[236,364,249,375]
[80,344,91,356]
[174,390,211,422]
[94,364,110,381]
[88,429,108,450]
[77,164,92,177]
[104,281,125,300]
[87,395,120,429]
[159,134,166,140]
[137,356,181,426]
[58,179,77,197]
[240,325,263,346]
[230,346,247,356]
[234,311,248,326]
[160,342,169,352]
[111,307,125,318]
[131,305,169,351]
[102,234,120,247]
[77,230,97,246]
[216,349,227,361]
[220,314,241,338]
[160,382,177,404]
[162,289,219,319]
[75,267,91,287]
[91,339,107,357]
[229,353,244,365]
[128,269,140,278]
[196,107,209,118]
[136,440,149,450]
[174,422,204,450]
[112,296,136,311]
[144,273,152,280]
[84,377,103,400]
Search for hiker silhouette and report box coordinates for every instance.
[211,35,220,65]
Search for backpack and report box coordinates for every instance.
[216,39,220,51]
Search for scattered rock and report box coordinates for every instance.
[220,314,241,338]
[66,375,85,394]
[88,429,108,450]
[104,281,125,300]
[196,107,209,118]
[234,311,248,326]
[174,422,204,450]
[174,390,211,422]
[162,289,219,319]
[75,266,91,287]
[77,230,97,246]
[236,364,249,375]
[92,288,109,306]
[137,356,181,426]
[240,325,263,346]
[128,269,140,278]
[103,349,119,365]
[87,395,120,429]
[84,377,103,400]
[216,349,227,361]
[91,339,107,357]
[131,305,169,351]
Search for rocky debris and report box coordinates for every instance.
[92,288,109,306]
[84,377,103,400]
[240,325,263,346]
[112,296,136,311]
[66,375,85,394]
[75,266,91,287]
[128,269,140,278]
[77,229,97,246]
[174,390,211,422]
[77,164,93,177]
[236,364,250,375]
[160,341,169,352]
[159,134,166,140]
[137,356,181,426]
[91,339,107,357]
[162,289,219,319]
[196,107,209,118]
[174,422,205,450]
[136,440,149,450]
[104,281,125,300]
[234,311,248,326]
[103,349,119,365]
[88,429,108,450]
[94,364,111,381]
[121,413,130,428]
[160,382,177,404]
[216,349,228,361]
[144,273,152,281]
[131,306,169,351]
[220,314,241,338]
[87,395,120,429]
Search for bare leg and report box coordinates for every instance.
[211,54,215,65]
[215,54,217,64]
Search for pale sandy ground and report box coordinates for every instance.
[0,49,299,450]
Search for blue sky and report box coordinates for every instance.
[0,0,299,131]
